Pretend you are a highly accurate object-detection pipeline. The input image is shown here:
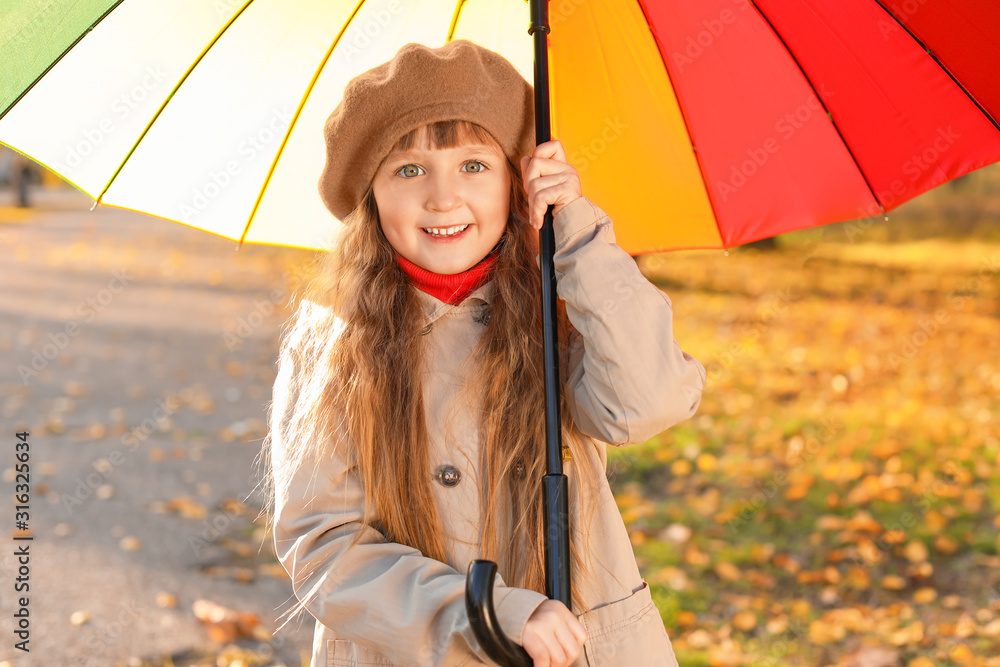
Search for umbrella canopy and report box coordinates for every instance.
[2,0,999,254]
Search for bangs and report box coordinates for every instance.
[392,119,502,154]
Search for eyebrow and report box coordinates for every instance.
[383,145,500,162]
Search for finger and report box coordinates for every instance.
[532,139,567,163]
[520,155,533,197]
[541,635,568,667]
[522,632,550,667]
[522,146,572,187]
[529,177,582,227]
[555,625,584,661]
[529,192,557,231]
[527,171,581,199]
[525,154,577,178]
[522,159,582,228]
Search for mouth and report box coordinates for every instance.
[421,224,470,240]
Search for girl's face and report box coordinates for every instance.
[372,128,511,275]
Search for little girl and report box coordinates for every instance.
[260,40,706,667]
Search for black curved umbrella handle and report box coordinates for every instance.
[466,560,533,667]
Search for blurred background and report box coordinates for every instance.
[1,146,998,666]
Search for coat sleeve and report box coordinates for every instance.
[547,196,707,446]
[269,308,549,666]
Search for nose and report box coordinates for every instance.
[425,171,462,212]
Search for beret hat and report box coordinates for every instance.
[318,39,536,221]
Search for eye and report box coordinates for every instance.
[463,160,487,173]
[396,160,489,180]
[396,164,424,178]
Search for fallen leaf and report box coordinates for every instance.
[671,459,693,476]
[949,644,975,665]
[685,545,711,567]
[676,611,698,627]
[903,540,929,563]
[192,599,264,643]
[166,496,207,519]
[842,645,900,667]
[659,523,692,544]
[980,618,1000,637]
[888,620,924,645]
[934,534,959,555]
[156,592,177,608]
[119,536,142,551]
[817,515,847,531]
[684,629,712,649]
[847,511,882,533]
[732,611,757,631]
[715,562,741,582]
[765,615,788,634]
[808,619,846,644]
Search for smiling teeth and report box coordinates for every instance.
[424,224,469,237]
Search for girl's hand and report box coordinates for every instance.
[519,140,583,230]
[521,599,587,667]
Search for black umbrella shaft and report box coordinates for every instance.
[529,0,571,608]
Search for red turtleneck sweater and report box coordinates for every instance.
[396,249,499,305]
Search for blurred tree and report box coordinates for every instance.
[9,152,38,207]
[744,236,778,250]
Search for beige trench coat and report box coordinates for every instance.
[270,196,706,667]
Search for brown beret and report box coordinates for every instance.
[318,39,536,221]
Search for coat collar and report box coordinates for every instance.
[414,278,493,327]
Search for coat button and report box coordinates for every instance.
[419,323,433,335]
[435,464,462,487]
[476,306,491,326]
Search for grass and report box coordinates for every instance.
[609,213,1000,665]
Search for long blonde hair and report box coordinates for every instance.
[258,120,608,630]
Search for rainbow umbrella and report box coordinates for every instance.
[2,1,999,254]
[4,1,1000,665]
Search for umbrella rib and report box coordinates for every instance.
[446,0,470,42]
[870,0,1000,134]
[237,0,371,249]
[747,2,884,216]
[92,0,258,210]
[0,0,127,121]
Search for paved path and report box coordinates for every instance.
[0,186,315,666]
